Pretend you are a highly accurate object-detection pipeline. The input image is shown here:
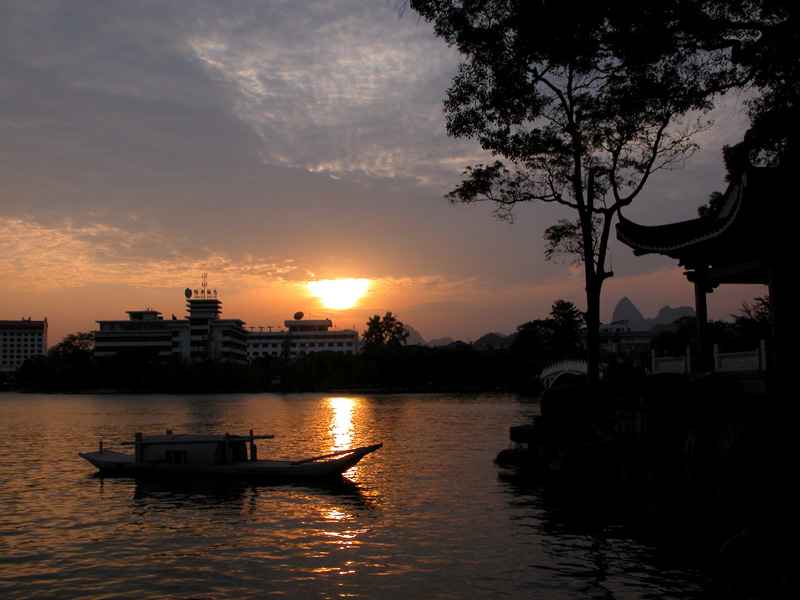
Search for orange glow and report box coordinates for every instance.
[327,396,355,451]
[307,278,370,310]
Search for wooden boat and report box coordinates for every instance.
[79,430,382,479]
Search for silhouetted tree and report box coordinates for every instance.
[49,331,95,358]
[43,331,95,390]
[409,0,749,384]
[511,321,553,359]
[730,296,772,350]
[362,315,383,348]
[14,355,58,392]
[508,299,584,391]
[723,1,799,168]
[650,315,698,358]
[549,300,585,357]
[362,312,410,349]
[698,143,751,218]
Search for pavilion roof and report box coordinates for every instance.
[616,167,787,285]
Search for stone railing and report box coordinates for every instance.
[714,340,766,372]
[540,360,588,388]
[651,340,766,375]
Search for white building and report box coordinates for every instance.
[94,280,248,364]
[248,316,360,360]
[93,309,174,359]
[598,320,657,356]
[93,277,358,364]
[172,291,248,363]
[0,318,48,373]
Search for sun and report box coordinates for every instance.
[307,278,370,310]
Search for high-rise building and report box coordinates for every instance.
[0,318,48,373]
[94,275,248,364]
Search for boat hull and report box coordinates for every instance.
[79,443,382,479]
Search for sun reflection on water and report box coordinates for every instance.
[322,508,369,554]
[327,397,355,451]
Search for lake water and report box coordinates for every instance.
[0,392,711,599]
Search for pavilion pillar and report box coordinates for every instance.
[767,266,786,397]
[693,269,712,372]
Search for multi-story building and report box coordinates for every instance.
[598,320,657,357]
[93,309,175,359]
[171,290,248,363]
[0,317,48,373]
[93,276,359,364]
[94,278,248,364]
[247,315,360,360]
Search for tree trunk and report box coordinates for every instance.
[584,275,602,387]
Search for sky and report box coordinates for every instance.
[1,0,765,346]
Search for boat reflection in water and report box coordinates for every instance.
[1,393,712,599]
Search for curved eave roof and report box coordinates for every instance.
[616,167,785,266]
[617,177,745,259]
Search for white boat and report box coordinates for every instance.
[79,430,382,479]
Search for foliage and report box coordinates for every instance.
[510,320,554,361]
[649,315,698,357]
[42,332,96,391]
[729,0,799,168]
[14,356,59,392]
[48,332,94,359]
[695,1,797,215]
[731,295,771,348]
[509,299,586,392]
[543,218,601,266]
[362,312,410,349]
[697,144,751,217]
[409,0,798,386]
[733,296,770,325]
[12,329,511,393]
[650,297,771,360]
[549,300,585,346]
[408,0,749,384]
[12,297,768,393]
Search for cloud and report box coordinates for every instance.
[0,1,761,343]
[0,218,300,291]
[184,2,467,181]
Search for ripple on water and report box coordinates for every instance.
[0,393,710,599]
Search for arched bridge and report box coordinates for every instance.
[540,360,588,388]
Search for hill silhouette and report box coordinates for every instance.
[408,297,695,346]
[610,297,694,331]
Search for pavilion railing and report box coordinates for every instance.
[714,340,766,373]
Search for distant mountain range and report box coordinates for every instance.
[407,327,511,349]
[610,297,695,331]
[426,336,455,347]
[406,297,695,346]
[404,325,426,346]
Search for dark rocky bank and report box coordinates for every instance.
[496,373,799,599]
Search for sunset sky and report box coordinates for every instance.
[1,1,765,346]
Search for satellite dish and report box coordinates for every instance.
[293,311,304,320]
[184,288,192,299]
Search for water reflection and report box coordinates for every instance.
[322,507,366,548]
[113,474,377,510]
[1,393,712,599]
[327,397,355,451]
[497,474,712,599]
